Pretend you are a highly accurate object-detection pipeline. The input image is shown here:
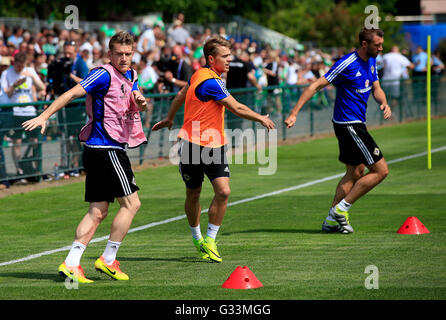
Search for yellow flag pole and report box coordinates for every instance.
[427,35,432,170]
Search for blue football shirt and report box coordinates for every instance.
[195,77,230,102]
[324,51,378,124]
[79,66,139,149]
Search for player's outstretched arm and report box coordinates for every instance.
[22,84,86,134]
[284,76,330,128]
[152,84,189,131]
[372,80,391,120]
[217,95,275,130]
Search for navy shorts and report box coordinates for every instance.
[178,139,230,189]
[333,122,383,166]
[83,147,139,203]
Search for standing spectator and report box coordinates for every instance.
[68,46,89,176]
[298,60,316,84]
[42,33,57,56]
[164,45,193,92]
[137,24,157,56]
[376,52,384,79]
[55,29,70,53]
[136,55,157,129]
[283,54,300,108]
[432,49,444,76]
[7,27,24,47]
[91,47,105,69]
[18,41,28,54]
[47,41,87,177]
[286,54,299,86]
[138,54,159,94]
[0,52,45,184]
[431,49,445,110]
[168,20,190,46]
[218,26,229,40]
[0,23,5,41]
[200,27,212,44]
[6,43,18,57]
[34,35,46,56]
[73,48,90,81]
[227,50,259,90]
[154,45,176,93]
[226,49,261,138]
[80,33,100,68]
[412,45,428,77]
[25,43,36,66]
[411,45,428,107]
[0,41,8,58]
[0,56,12,189]
[382,45,414,102]
[263,51,282,115]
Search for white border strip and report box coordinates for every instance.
[1,145,445,267]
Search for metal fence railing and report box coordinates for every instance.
[1,76,445,185]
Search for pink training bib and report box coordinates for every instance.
[79,63,147,148]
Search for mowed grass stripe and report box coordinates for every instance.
[1,144,444,267]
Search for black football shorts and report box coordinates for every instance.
[333,122,383,166]
[83,146,139,203]
[178,139,230,189]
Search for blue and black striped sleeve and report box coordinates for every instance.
[195,78,230,102]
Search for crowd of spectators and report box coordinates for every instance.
[0,14,444,189]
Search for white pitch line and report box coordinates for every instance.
[1,145,445,267]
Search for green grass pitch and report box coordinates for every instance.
[0,117,445,300]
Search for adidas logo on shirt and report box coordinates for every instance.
[355,71,362,77]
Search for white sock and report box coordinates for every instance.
[103,240,121,265]
[65,241,86,267]
[190,225,202,241]
[206,223,220,240]
[337,199,352,212]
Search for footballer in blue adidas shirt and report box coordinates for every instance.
[285,27,391,234]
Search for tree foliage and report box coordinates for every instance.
[0,0,405,50]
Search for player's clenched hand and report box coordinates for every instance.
[152,118,173,131]
[22,115,47,134]
[380,103,392,120]
[284,114,297,128]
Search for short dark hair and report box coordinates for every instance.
[109,31,134,51]
[358,27,384,46]
[203,35,231,64]
[14,52,27,64]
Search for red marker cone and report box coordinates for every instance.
[397,216,430,234]
[222,266,263,289]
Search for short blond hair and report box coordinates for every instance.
[109,31,134,51]
[203,35,232,64]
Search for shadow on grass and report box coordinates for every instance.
[117,256,210,264]
[0,272,100,282]
[223,228,323,236]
